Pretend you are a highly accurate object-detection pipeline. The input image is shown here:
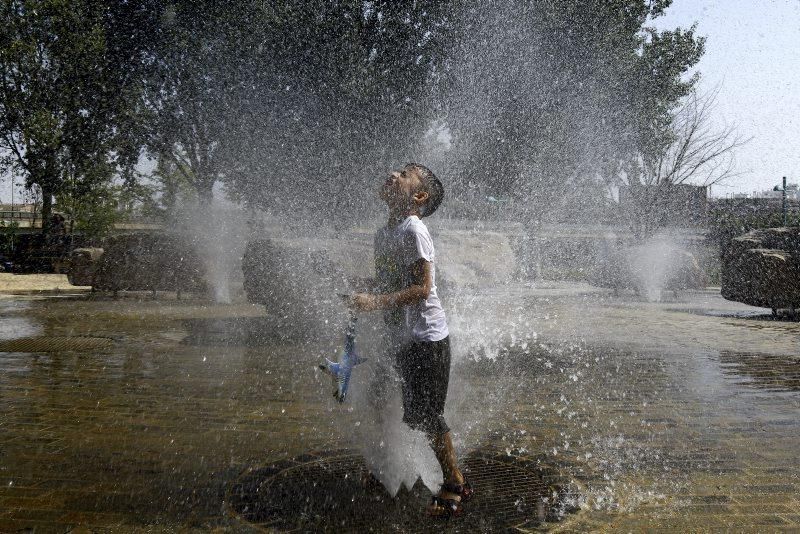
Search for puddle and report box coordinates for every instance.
[0,301,41,340]
[182,316,337,346]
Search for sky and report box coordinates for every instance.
[653,0,800,196]
[2,1,798,202]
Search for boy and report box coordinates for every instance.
[347,163,473,517]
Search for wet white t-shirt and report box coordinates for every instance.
[374,216,449,343]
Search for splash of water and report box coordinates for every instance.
[172,188,252,304]
[626,236,706,302]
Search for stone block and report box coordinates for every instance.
[721,227,800,310]
[588,242,706,295]
[66,247,104,286]
[90,233,208,294]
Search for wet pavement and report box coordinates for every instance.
[0,289,798,532]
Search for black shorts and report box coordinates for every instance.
[394,336,451,436]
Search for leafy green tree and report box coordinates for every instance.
[142,0,707,226]
[150,153,199,213]
[435,0,705,225]
[143,0,448,218]
[56,169,157,240]
[142,1,252,207]
[0,0,156,234]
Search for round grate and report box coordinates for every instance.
[227,450,580,532]
[0,336,114,352]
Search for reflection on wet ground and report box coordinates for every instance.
[718,352,800,392]
[182,317,283,346]
[679,307,776,320]
[0,292,798,531]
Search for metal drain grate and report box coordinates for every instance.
[0,336,114,352]
[227,450,580,532]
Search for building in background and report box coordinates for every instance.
[618,184,708,227]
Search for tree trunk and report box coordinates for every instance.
[197,181,214,208]
[40,186,53,235]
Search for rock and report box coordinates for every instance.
[67,247,105,286]
[242,236,371,335]
[587,243,635,292]
[721,227,800,310]
[588,240,706,298]
[91,233,208,295]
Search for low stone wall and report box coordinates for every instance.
[721,227,800,310]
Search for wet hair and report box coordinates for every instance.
[405,163,444,217]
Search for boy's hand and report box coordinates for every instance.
[344,293,379,312]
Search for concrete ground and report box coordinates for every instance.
[0,277,798,532]
[0,273,91,294]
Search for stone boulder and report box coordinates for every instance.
[242,236,372,326]
[67,247,105,286]
[240,224,520,334]
[721,227,800,310]
[586,243,635,293]
[588,241,706,298]
[89,233,208,295]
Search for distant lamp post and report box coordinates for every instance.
[782,176,787,226]
[10,174,14,253]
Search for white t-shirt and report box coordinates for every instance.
[374,215,449,343]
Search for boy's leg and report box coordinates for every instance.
[396,337,467,514]
[430,430,464,486]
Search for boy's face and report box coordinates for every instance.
[380,166,429,210]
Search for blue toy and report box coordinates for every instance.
[319,312,366,403]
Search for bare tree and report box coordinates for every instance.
[612,88,748,239]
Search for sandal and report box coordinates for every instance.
[441,479,474,503]
[427,495,463,518]
[427,479,474,518]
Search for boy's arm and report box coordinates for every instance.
[349,259,431,312]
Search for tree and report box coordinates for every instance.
[428,0,705,223]
[141,1,255,208]
[611,88,747,238]
[149,153,200,213]
[143,0,708,226]
[246,0,448,220]
[0,0,157,234]
[150,0,450,219]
